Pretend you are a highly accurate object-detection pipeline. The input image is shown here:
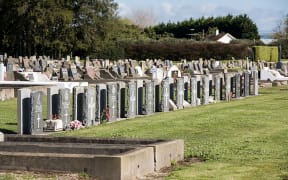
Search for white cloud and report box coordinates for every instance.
[117,2,132,17]
[162,2,175,16]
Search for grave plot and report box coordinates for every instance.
[0,135,184,180]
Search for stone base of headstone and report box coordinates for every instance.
[169,100,177,111]
[0,131,4,142]
[183,100,191,108]
[272,81,281,87]
[43,120,63,132]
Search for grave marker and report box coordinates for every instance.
[59,88,70,129]
[127,81,137,118]
[30,91,44,134]
[176,77,184,109]
[161,79,170,112]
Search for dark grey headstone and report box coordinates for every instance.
[59,88,70,129]
[190,77,197,107]
[202,75,209,105]
[127,81,137,118]
[30,91,44,134]
[176,78,184,109]
[145,80,154,115]
[161,79,170,112]
[96,84,107,122]
[72,86,85,121]
[47,87,60,120]
[107,83,118,121]
[84,86,96,126]
[17,88,31,135]
[118,82,126,118]
[136,80,144,115]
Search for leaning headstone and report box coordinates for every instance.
[252,70,258,96]
[59,88,70,129]
[176,77,184,109]
[161,79,170,112]
[214,74,221,102]
[30,91,44,134]
[96,84,107,122]
[17,88,31,135]
[244,71,250,97]
[202,75,209,105]
[107,83,118,121]
[83,86,96,126]
[235,73,241,98]
[145,80,154,115]
[190,77,197,107]
[127,81,137,118]
[72,86,85,121]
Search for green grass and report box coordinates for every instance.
[1,86,288,179]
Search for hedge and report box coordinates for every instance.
[253,46,278,62]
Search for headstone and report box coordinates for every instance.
[83,86,96,126]
[0,63,5,81]
[252,70,258,96]
[0,131,3,142]
[202,75,209,105]
[176,77,184,109]
[235,73,241,98]
[225,73,232,101]
[154,81,161,112]
[30,91,44,134]
[169,78,175,101]
[17,88,31,135]
[59,88,70,129]
[190,77,197,107]
[96,84,107,122]
[136,80,144,115]
[60,68,69,81]
[72,86,85,121]
[70,66,78,80]
[47,87,60,120]
[244,71,250,97]
[161,79,170,112]
[127,81,137,118]
[183,76,189,101]
[214,75,221,101]
[118,82,126,118]
[6,61,13,72]
[145,80,154,115]
[33,60,42,72]
[107,83,118,121]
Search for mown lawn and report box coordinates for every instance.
[1,86,288,179]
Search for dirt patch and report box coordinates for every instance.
[139,157,204,180]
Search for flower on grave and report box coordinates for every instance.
[70,120,82,130]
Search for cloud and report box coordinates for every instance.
[117,2,132,17]
[162,2,175,16]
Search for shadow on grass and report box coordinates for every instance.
[0,128,17,134]
[5,123,17,125]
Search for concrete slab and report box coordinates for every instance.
[1,135,184,179]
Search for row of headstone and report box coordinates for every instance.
[17,71,258,135]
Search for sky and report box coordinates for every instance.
[114,0,288,34]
